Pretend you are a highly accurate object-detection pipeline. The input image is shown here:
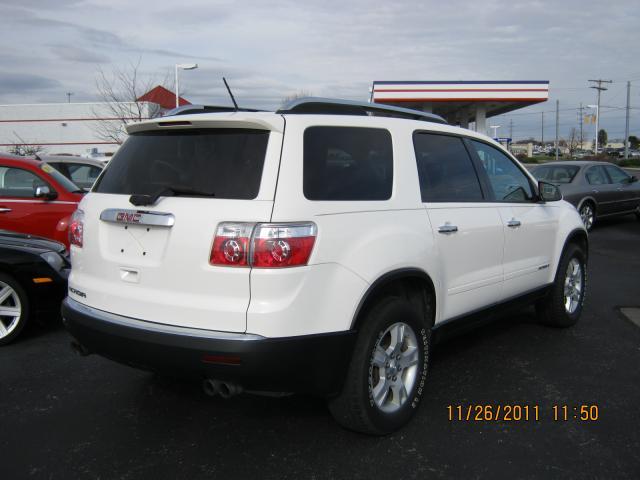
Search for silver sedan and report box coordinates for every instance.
[530,161,640,231]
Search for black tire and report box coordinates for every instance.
[536,243,587,328]
[0,273,30,346]
[578,201,596,232]
[328,297,431,435]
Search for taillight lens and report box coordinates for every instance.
[69,209,84,248]
[252,223,316,268]
[209,222,317,268]
[210,223,254,266]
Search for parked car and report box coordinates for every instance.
[530,161,640,231]
[63,98,587,435]
[0,230,69,345]
[0,154,84,248]
[42,156,105,190]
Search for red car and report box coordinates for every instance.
[0,154,84,248]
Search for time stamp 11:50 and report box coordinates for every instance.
[447,405,600,422]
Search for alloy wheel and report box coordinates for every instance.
[563,258,583,314]
[369,322,420,413]
[580,204,594,230]
[0,280,22,339]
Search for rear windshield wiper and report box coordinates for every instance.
[129,185,215,207]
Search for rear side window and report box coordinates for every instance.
[533,165,579,184]
[413,132,483,202]
[94,129,270,199]
[303,127,393,201]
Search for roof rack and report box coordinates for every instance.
[163,104,266,117]
[276,97,448,124]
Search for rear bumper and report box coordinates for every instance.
[62,298,356,396]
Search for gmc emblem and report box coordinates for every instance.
[116,212,142,223]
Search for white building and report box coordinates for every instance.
[0,86,188,157]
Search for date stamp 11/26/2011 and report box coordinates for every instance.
[447,404,600,422]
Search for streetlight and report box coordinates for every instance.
[587,104,599,154]
[489,125,501,138]
[175,63,198,107]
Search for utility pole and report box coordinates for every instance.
[578,103,584,150]
[555,99,559,161]
[509,118,513,139]
[541,112,544,145]
[66,92,73,103]
[624,81,631,159]
[589,79,612,154]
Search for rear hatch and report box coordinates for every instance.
[69,114,284,332]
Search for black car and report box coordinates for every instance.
[0,230,69,345]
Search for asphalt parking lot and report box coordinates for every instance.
[1,216,639,479]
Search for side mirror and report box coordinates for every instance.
[630,175,638,183]
[538,181,562,202]
[34,185,57,200]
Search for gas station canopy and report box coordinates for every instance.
[371,80,549,135]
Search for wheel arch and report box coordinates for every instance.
[350,268,436,331]
[576,196,597,213]
[551,228,589,282]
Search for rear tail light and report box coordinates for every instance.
[210,222,317,268]
[69,209,84,248]
[252,224,316,267]
[210,223,254,266]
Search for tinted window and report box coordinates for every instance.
[604,164,630,184]
[0,167,47,198]
[413,133,483,202]
[94,129,270,199]
[66,164,102,187]
[470,140,533,202]
[303,127,393,201]
[585,166,608,185]
[533,165,579,184]
[40,163,83,193]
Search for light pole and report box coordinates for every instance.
[587,104,599,154]
[175,63,198,107]
[489,125,501,138]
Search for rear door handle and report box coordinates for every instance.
[507,219,521,228]
[0,207,12,213]
[438,223,458,234]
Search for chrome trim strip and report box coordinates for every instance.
[100,208,175,227]
[65,297,264,341]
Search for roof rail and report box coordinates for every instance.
[276,97,448,124]
[163,104,265,117]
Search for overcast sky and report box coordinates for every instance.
[0,0,639,140]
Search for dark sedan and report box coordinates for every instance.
[531,161,640,231]
[0,230,69,345]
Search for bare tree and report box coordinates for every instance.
[92,60,165,144]
[566,128,579,157]
[280,90,313,107]
[7,131,45,156]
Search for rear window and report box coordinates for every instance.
[303,126,393,201]
[533,165,579,184]
[94,129,270,199]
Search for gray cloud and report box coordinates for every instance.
[0,0,638,139]
[0,72,61,93]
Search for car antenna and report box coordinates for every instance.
[223,77,239,111]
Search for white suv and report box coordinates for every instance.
[63,98,588,435]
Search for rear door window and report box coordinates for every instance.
[585,166,608,185]
[412,132,483,202]
[303,126,393,201]
[94,129,270,199]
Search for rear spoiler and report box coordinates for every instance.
[126,113,284,134]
